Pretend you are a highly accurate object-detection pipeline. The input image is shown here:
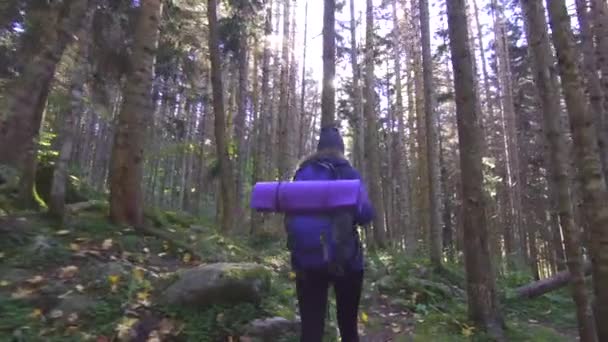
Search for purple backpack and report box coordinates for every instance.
[284,161,361,274]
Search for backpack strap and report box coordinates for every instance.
[316,160,341,180]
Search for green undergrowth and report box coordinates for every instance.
[0,199,579,341]
[0,203,300,341]
[167,303,260,341]
[365,252,576,341]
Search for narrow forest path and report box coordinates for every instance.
[359,289,416,342]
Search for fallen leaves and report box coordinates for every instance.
[49,309,64,319]
[26,275,45,285]
[11,287,34,299]
[30,308,43,319]
[461,324,475,337]
[115,317,138,341]
[0,252,5,258]
[0,280,10,287]
[132,268,145,282]
[101,239,113,250]
[55,230,71,236]
[109,275,121,292]
[59,265,79,279]
[67,313,79,324]
[182,253,192,263]
[360,311,369,324]
[136,291,151,306]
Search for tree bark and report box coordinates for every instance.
[492,0,524,267]
[50,35,89,221]
[208,0,237,232]
[298,0,309,159]
[545,0,608,339]
[235,23,249,211]
[321,0,336,127]
[446,0,505,337]
[515,262,593,299]
[410,0,430,251]
[576,0,608,184]
[364,0,387,248]
[392,0,412,252]
[419,0,443,268]
[0,0,89,207]
[109,0,162,227]
[350,0,365,172]
[590,0,608,179]
[278,0,292,180]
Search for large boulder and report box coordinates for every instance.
[164,263,271,307]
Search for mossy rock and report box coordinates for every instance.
[164,263,271,308]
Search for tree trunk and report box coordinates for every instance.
[109,0,162,227]
[410,0,430,252]
[278,0,292,180]
[208,0,237,232]
[0,0,88,167]
[545,0,608,339]
[350,0,365,172]
[419,0,443,268]
[321,0,336,127]
[590,0,608,179]
[288,3,299,164]
[515,262,593,299]
[50,35,89,221]
[235,25,249,211]
[404,25,419,255]
[364,0,387,248]
[576,0,608,184]
[446,0,505,337]
[492,0,524,267]
[392,0,412,252]
[298,0,309,159]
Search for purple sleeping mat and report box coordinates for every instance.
[250,180,362,213]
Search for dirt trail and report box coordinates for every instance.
[359,288,416,342]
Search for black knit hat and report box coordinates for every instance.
[317,125,345,153]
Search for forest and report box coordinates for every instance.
[1,0,607,340]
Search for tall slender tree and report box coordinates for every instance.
[208,0,237,232]
[109,0,162,227]
[492,0,525,266]
[545,0,608,339]
[392,0,412,253]
[364,0,387,248]
[1,0,90,207]
[298,0,309,158]
[521,0,598,339]
[350,0,365,171]
[446,0,504,336]
[321,0,336,127]
[49,21,91,221]
[419,0,443,268]
[575,0,608,182]
[278,0,292,180]
[235,8,250,212]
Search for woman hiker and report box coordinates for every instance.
[285,125,375,342]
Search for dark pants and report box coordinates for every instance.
[296,269,364,342]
